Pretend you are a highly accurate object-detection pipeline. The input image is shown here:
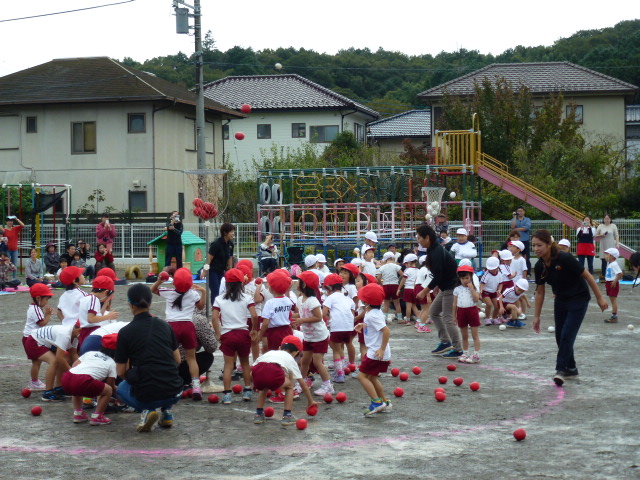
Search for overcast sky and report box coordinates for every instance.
[0,0,637,76]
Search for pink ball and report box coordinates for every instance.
[324,393,334,404]
[200,375,207,383]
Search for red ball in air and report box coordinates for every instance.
[235,132,245,140]
[241,104,252,114]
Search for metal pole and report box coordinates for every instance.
[194,0,206,173]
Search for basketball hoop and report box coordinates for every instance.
[422,187,446,224]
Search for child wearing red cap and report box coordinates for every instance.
[323,273,356,384]
[453,265,482,364]
[77,276,120,350]
[354,283,391,416]
[212,268,258,404]
[61,333,118,425]
[23,283,55,390]
[257,271,295,352]
[57,266,89,328]
[152,267,207,400]
[340,263,360,301]
[252,335,317,426]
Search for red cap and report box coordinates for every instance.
[323,273,344,287]
[30,283,53,298]
[59,266,84,286]
[173,267,193,293]
[98,267,118,281]
[267,270,292,294]
[281,334,303,352]
[102,333,118,350]
[341,263,360,278]
[457,265,475,274]
[296,271,320,290]
[363,273,378,284]
[237,259,254,271]
[237,264,253,282]
[225,268,245,283]
[358,283,385,306]
[92,276,115,291]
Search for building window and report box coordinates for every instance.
[223,124,229,140]
[129,190,147,212]
[310,125,339,143]
[71,121,96,154]
[257,124,271,139]
[128,113,146,133]
[292,123,306,138]
[566,105,583,124]
[354,123,364,143]
[26,116,37,133]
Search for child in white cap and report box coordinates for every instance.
[480,257,503,325]
[304,255,326,285]
[361,246,377,276]
[604,248,622,323]
[450,228,477,265]
[558,239,571,253]
[498,278,530,328]
[377,252,402,323]
[315,254,331,275]
[508,240,531,319]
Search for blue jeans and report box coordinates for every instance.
[553,299,589,372]
[9,250,18,279]
[578,255,594,275]
[116,380,181,411]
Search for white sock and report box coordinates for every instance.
[192,378,201,389]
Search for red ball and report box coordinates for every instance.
[186,389,193,398]
[391,368,400,377]
[394,387,404,397]
[181,390,188,399]
[296,418,308,430]
[399,372,409,382]
[21,388,32,398]
[306,404,318,416]
[240,104,252,114]
[200,375,207,383]
[434,387,446,394]
[159,271,171,282]
[412,366,422,375]
[266,389,273,397]
[453,377,464,386]
[235,132,245,141]
[31,405,42,416]
[513,428,527,441]
[323,393,334,404]
[264,406,275,417]
[336,392,348,403]
[438,376,448,384]
[435,391,446,402]
[447,364,457,371]
[255,278,264,285]
[232,384,243,394]
[208,394,219,404]
[349,363,357,372]
[470,381,481,391]
[343,367,351,375]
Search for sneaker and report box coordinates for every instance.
[364,400,386,417]
[382,400,393,412]
[604,315,618,323]
[442,349,464,358]
[73,411,89,423]
[469,352,481,364]
[222,392,233,404]
[485,318,493,326]
[293,385,302,399]
[191,386,202,401]
[281,413,297,426]
[242,388,253,401]
[54,386,70,397]
[417,323,432,333]
[90,413,112,426]
[553,371,565,386]
[431,342,452,355]
[505,320,518,328]
[351,370,359,378]
[491,318,502,325]
[314,383,335,396]
[518,313,527,320]
[42,390,64,402]
[304,377,314,389]
[254,413,266,424]
[565,368,579,379]
[333,373,346,383]
[458,352,470,363]
[28,380,47,391]
[136,409,159,432]
[158,409,174,428]
[514,320,526,328]
[269,392,286,403]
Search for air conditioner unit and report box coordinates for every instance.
[132,180,141,187]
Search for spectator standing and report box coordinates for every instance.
[4,215,24,279]
[576,216,596,275]
[202,222,235,302]
[164,211,184,269]
[259,234,278,274]
[595,214,619,280]
[510,207,532,273]
[95,213,117,254]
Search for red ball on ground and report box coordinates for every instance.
[296,418,308,430]
[434,387,446,394]
[264,406,275,417]
[453,377,464,386]
[208,394,219,404]
[324,393,334,404]
[447,364,457,371]
[266,389,273,397]
[21,388,32,398]
[275,388,283,395]
[438,376,448,384]
[31,405,42,416]
[186,389,193,398]
[336,392,348,403]
[240,104,252,114]
[200,375,207,383]
[391,367,400,377]
[470,381,481,391]
[232,384,243,394]
[343,367,351,375]
[394,387,404,397]
[412,366,422,375]
[435,391,447,402]
[349,363,357,372]
[399,372,409,382]
[234,132,245,140]
[306,404,318,416]
[513,428,527,441]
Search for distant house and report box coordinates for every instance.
[202,74,380,176]
[419,62,638,151]
[367,109,431,154]
[0,57,242,220]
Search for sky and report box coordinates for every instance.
[0,0,637,76]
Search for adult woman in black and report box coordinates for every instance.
[202,222,235,302]
[532,230,607,386]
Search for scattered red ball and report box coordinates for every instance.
[264,406,275,417]
[394,387,405,397]
[199,375,207,383]
[349,363,357,372]
[234,132,245,140]
[31,405,42,416]
[21,388,32,398]
[391,367,400,377]
[336,392,348,403]
[438,376,448,384]
[453,377,464,386]
[399,372,410,382]
[513,428,527,441]
[470,381,481,391]
[232,384,243,394]
[296,418,308,430]
[343,367,351,375]
[412,366,422,375]
[240,103,252,114]
[306,404,318,416]
[324,393,334,404]
[208,394,219,404]
[266,389,273,397]
[434,387,446,394]
[447,364,457,371]
[435,391,447,402]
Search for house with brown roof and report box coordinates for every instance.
[367,109,431,154]
[203,74,380,176]
[0,57,242,218]
[419,62,638,152]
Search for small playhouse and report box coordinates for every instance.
[147,230,207,275]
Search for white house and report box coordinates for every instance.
[367,109,431,155]
[0,57,243,220]
[202,74,380,176]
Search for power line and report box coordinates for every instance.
[0,0,136,23]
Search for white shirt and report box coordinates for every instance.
[364,309,391,361]
[91,321,129,337]
[296,296,329,342]
[453,285,477,308]
[450,241,477,260]
[499,264,514,282]
[69,351,117,380]
[510,256,527,282]
[403,267,419,289]
[32,325,78,351]
[480,270,502,293]
[343,283,358,300]
[218,277,227,297]
[318,265,330,274]
[378,263,401,285]
[362,260,377,276]
[262,296,295,328]
[253,350,303,379]
[57,288,89,328]
[416,266,433,288]
[308,268,327,285]
[255,283,273,316]
[501,286,525,304]
[213,292,255,335]
[605,261,622,282]
[78,294,112,329]
[323,291,355,332]
[159,288,202,322]
[24,304,46,337]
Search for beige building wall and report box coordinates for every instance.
[563,95,626,147]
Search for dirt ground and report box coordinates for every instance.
[0,278,639,480]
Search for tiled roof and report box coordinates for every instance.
[419,62,638,100]
[203,74,379,118]
[367,110,431,138]
[0,57,242,117]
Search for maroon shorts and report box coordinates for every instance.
[502,280,514,289]
[383,284,399,300]
[303,337,329,354]
[24,336,51,360]
[252,362,286,391]
[220,329,252,358]
[359,356,390,376]
[330,331,354,344]
[266,325,294,352]
[62,371,106,397]
[482,291,498,300]
[403,288,416,304]
[78,326,99,350]
[457,306,481,328]
[606,281,619,298]
[169,321,198,350]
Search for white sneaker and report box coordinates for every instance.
[518,313,527,320]
[28,380,47,391]
[314,383,335,396]
[469,352,481,363]
[458,352,470,363]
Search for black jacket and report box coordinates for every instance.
[165,219,183,245]
[426,242,458,291]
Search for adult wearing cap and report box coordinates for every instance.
[115,284,183,432]
[258,271,294,351]
[57,266,88,328]
[510,207,532,273]
[203,222,235,303]
[531,229,608,386]
[415,224,463,358]
[95,213,117,255]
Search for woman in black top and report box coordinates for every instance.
[532,230,607,386]
[202,222,235,302]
